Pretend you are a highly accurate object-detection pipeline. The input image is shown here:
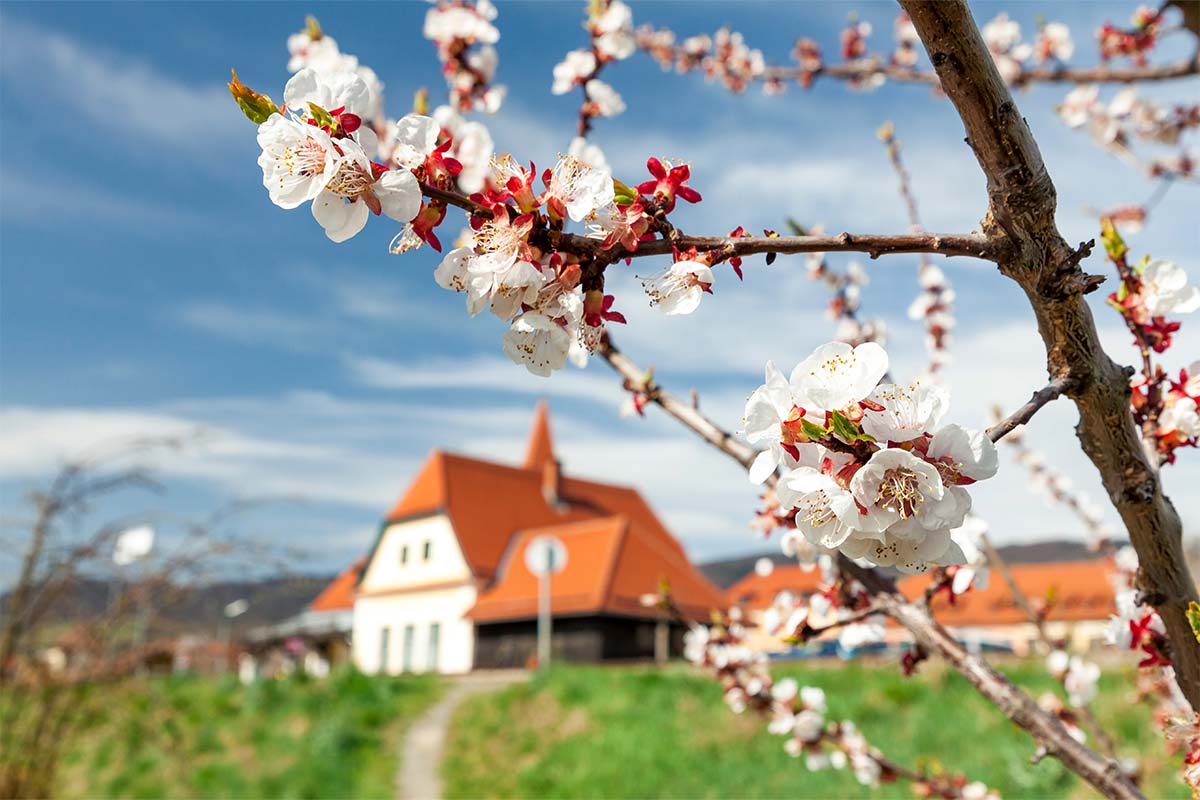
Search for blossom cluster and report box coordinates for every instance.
[286,16,386,124]
[1102,221,1200,465]
[551,0,635,136]
[1097,5,1163,65]
[423,0,506,113]
[745,341,998,574]
[432,154,709,376]
[683,612,997,797]
[981,13,1075,85]
[1059,85,1199,180]
[636,25,768,93]
[1106,545,1171,668]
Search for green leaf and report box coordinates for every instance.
[307,102,336,130]
[829,410,859,442]
[227,69,278,125]
[799,418,828,441]
[1187,602,1200,643]
[784,217,806,236]
[1100,218,1127,261]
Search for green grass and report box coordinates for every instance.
[443,660,1187,799]
[56,669,441,800]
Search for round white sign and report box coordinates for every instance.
[525,535,568,576]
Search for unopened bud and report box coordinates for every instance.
[228,69,279,124]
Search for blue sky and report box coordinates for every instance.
[1,1,1197,581]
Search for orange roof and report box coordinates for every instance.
[381,407,688,579]
[468,515,725,623]
[898,559,1116,626]
[726,564,826,611]
[310,558,365,612]
[522,400,555,470]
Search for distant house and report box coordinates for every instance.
[351,402,725,674]
[899,560,1117,655]
[725,558,1119,657]
[246,558,364,675]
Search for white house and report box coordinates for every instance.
[350,402,724,675]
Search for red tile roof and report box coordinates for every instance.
[898,559,1116,626]
[726,564,826,611]
[522,400,555,470]
[382,422,688,579]
[310,558,365,612]
[468,515,725,623]
[371,404,722,622]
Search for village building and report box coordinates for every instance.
[898,560,1117,655]
[350,402,725,674]
[726,558,1120,657]
[246,558,363,677]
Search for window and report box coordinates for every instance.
[427,623,440,671]
[402,625,416,672]
[400,544,408,565]
[422,540,432,562]
[379,627,391,673]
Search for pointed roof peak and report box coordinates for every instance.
[522,400,556,470]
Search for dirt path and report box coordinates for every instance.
[396,670,528,800]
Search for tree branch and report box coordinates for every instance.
[760,52,1200,87]
[986,377,1074,443]
[595,335,1141,799]
[419,183,1001,263]
[901,0,1200,711]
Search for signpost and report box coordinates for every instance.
[524,535,567,668]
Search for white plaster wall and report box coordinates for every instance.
[353,583,477,674]
[360,515,473,592]
[353,515,478,674]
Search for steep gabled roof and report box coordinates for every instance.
[467,515,725,623]
[379,452,689,580]
[726,564,826,611]
[522,400,556,470]
[309,557,365,612]
[898,559,1116,626]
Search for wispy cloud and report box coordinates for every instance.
[0,14,240,152]
[343,353,620,403]
[176,302,317,349]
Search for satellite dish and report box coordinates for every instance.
[525,535,567,576]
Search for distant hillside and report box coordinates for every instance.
[698,540,1113,589]
[3,574,334,639]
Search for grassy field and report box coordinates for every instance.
[55,669,440,799]
[443,660,1187,799]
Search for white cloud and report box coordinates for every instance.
[0,14,240,151]
[343,352,621,403]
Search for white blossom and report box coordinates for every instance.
[789,341,888,412]
[545,154,614,222]
[585,79,626,117]
[256,114,337,209]
[1161,397,1200,438]
[860,381,950,443]
[552,49,596,95]
[593,0,636,60]
[1141,260,1200,317]
[641,260,713,315]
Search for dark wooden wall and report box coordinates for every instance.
[473,616,686,669]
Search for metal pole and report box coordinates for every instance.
[537,563,551,668]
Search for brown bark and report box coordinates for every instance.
[900,0,1199,710]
